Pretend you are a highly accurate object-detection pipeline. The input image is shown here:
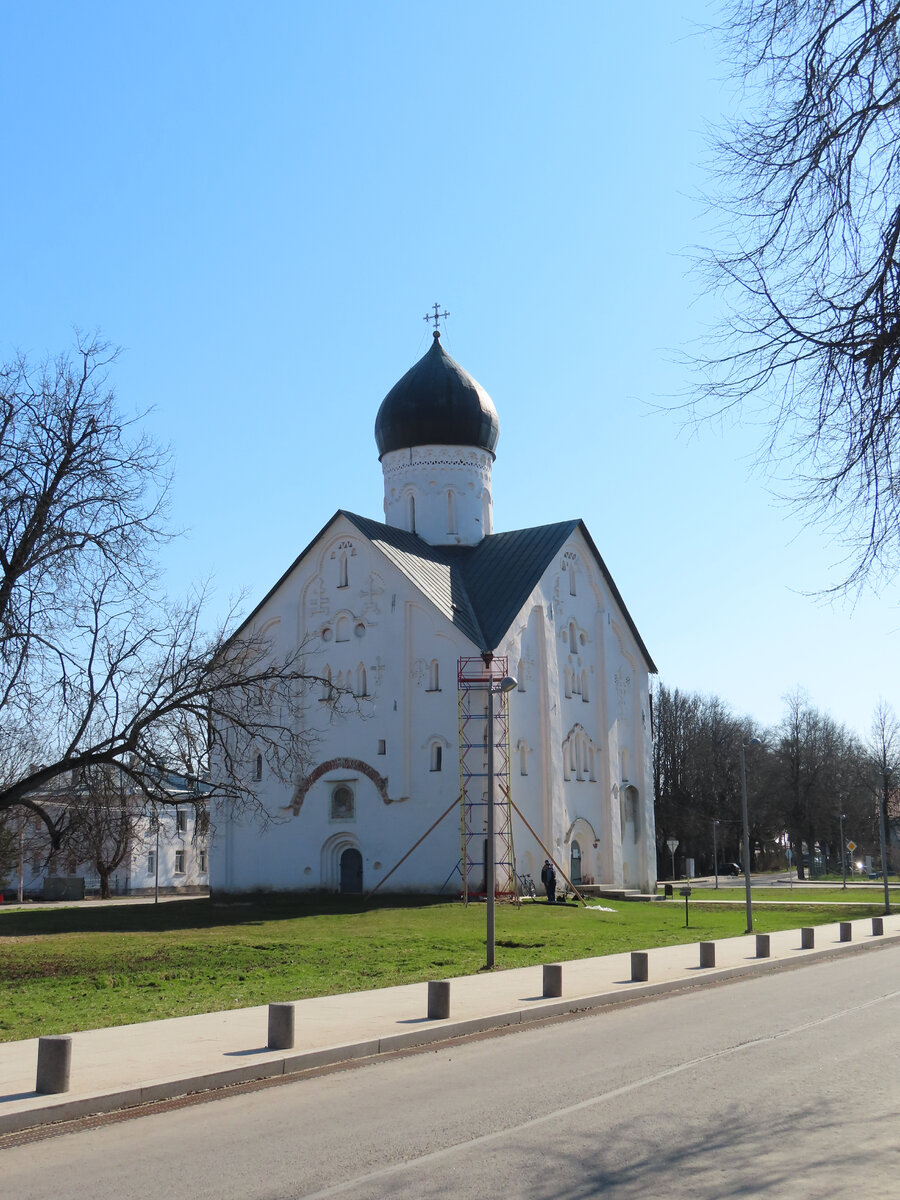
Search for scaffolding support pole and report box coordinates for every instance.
[508,795,588,907]
[363,795,461,902]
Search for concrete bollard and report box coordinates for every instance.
[267,1003,295,1050]
[542,963,563,998]
[839,922,852,943]
[801,927,815,950]
[699,941,716,968]
[755,933,771,958]
[427,980,451,1020]
[630,951,649,982]
[36,1035,72,1094]
[872,916,884,936]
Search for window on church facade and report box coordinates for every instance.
[569,565,577,595]
[336,615,350,642]
[331,785,355,821]
[430,743,442,772]
[356,664,368,696]
[338,552,349,588]
[447,491,457,535]
[255,753,263,781]
[427,660,439,691]
[320,667,332,701]
[408,493,416,534]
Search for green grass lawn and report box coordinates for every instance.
[0,892,888,1043]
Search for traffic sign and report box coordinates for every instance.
[847,840,856,852]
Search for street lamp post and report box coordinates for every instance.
[839,812,848,890]
[878,768,892,916]
[712,820,719,890]
[485,673,517,969]
[739,738,761,934]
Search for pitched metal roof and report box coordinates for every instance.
[231,510,656,674]
[343,512,657,671]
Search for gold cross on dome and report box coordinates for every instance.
[423,302,450,330]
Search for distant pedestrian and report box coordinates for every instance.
[540,858,557,904]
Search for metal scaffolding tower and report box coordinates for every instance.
[458,655,517,903]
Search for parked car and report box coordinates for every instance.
[721,862,742,876]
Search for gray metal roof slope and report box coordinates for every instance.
[341,512,485,646]
[230,510,655,674]
[343,513,656,672]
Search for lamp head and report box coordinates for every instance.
[498,676,517,694]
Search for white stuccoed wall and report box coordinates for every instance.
[210,517,657,897]
[380,445,494,546]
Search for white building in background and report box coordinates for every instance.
[4,775,209,901]
[212,330,658,897]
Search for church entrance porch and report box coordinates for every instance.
[340,848,363,893]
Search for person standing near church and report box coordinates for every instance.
[541,859,556,904]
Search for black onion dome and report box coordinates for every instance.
[375,331,500,459]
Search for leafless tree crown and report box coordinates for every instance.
[697,1,900,590]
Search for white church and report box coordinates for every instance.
[210,329,658,897]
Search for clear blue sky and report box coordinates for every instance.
[1,1,895,742]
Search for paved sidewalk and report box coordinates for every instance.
[3,912,899,1136]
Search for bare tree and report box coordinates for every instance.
[697,1,900,589]
[869,699,900,872]
[0,337,329,850]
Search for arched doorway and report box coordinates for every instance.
[570,840,582,884]
[340,847,363,894]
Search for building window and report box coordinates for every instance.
[447,491,457,535]
[198,849,208,873]
[255,753,263,781]
[427,660,439,692]
[147,851,156,875]
[338,551,349,588]
[336,615,350,642]
[430,743,443,772]
[176,809,188,833]
[377,739,386,755]
[408,493,416,534]
[356,664,368,696]
[331,784,355,821]
[569,565,577,596]
[174,850,185,874]
[320,666,333,701]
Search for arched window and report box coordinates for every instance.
[338,552,349,588]
[447,491,457,535]
[356,663,368,697]
[569,565,577,596]
[408,493,416,534]
[427,659,439,692]
[255,753,263,781]
[331,785,354,820]
[564,665,572,699]
[517,739,529,776]
[321,666,332,701]
[336,615,350,643]
[430,743,443,772]
[581,670,589,702]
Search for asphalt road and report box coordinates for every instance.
[5,945,900,1199]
